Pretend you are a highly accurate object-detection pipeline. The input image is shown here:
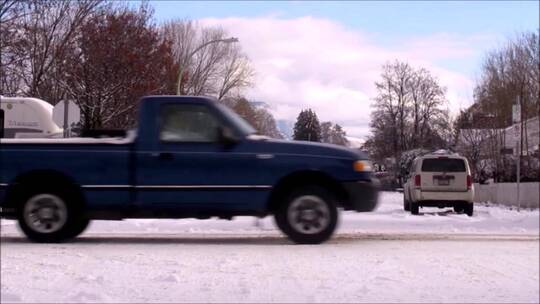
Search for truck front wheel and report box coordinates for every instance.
[275,186,338,244]
[17,189,86,243]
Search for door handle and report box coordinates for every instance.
[256,154,274,159]
[154,152,174,161]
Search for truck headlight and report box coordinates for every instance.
[353,160,372,172]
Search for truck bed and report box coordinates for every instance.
[0,134,134,211]
[0,130,136,145]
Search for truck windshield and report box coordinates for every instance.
[215,103,257,136]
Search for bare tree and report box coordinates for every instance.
[473,30,539,181]
[320,121,349,146]
[371,62,409,162]
[409,68,447,147]
[224,97,282,139]
[217,44,253,99]
[366,60,449,184]
[0,0,103,103]
[456,128,492,181]
[61,4,177,130]
[254,107,283,139]
[0,0,27,94]
[367,61,448,164]
[161,19,254,100]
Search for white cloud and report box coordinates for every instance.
[199,16,500,138]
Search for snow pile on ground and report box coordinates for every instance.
[1,233,538,303]
[1,191,539,303]
[2,191,537,236]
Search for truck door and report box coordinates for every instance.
[135,102,267,212]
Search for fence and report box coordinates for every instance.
[473,182,540,209]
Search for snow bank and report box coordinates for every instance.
[1,192,538,236]
[1,192,538,303]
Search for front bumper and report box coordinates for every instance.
[412,189,474,203]
[342,178,379,212]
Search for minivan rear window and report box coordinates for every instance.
[421,158,466,172]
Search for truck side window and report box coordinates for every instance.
[159,104,220,142]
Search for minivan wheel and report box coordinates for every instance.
[17,189,85,243]
[275,186,338,244]
[454,205,465,214]
[465,203,474,217]
[410,202,419,215]
[403,197,410,211]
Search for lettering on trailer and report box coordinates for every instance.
[7,120,39,128]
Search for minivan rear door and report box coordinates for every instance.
[420,157,468,192]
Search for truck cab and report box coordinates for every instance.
[0,96,379,244]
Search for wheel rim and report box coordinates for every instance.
[287,195,330,235]
[23,194,68,234]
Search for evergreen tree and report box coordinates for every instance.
[293,109,321,142]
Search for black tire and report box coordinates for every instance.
[17,186,85,243]
[454,205,465,214]
[403,196,410,211]
[274,186,338,244]
[64,218,91,239]
[410,202,419,215]
[465,203,474,217]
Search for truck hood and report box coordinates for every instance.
[246,135,368,160]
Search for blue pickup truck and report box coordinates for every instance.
[0,96,378,244]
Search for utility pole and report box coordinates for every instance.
[63,100,69,138]
[513,97,521,211]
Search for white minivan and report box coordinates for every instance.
[403,151,474,216]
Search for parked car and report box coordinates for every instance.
[403,151,474,216]
[0,96,379,244]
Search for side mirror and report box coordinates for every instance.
[218,126,239,146]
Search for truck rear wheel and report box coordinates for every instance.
[275,186,338,244]
[17,188,86,243]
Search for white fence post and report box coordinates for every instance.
[474,182,539,209]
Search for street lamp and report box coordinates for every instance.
[176,37,239,95]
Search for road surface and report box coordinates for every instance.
[1,192,539,303]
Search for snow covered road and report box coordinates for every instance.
[1,192,539,303]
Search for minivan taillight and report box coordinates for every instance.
[467,175,472,189]
[415,175,421,187]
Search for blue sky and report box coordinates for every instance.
[149,1,539,75]
[146,1,539,138]
[150,1,538,37]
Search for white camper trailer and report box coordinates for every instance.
[0,96,63,138]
